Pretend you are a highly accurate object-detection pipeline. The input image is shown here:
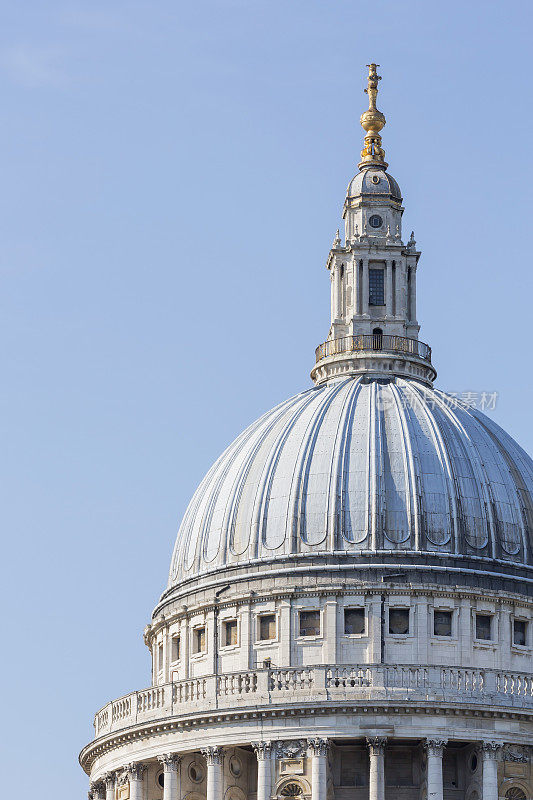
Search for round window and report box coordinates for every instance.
[470,753,478,772]
[229,756,242,777]
[157,772,165,788]
[371,174,380,184]
[369,214,383,228]
[189,763,204,783]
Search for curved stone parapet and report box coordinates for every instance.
[91,664,533,740]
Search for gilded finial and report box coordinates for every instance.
[359,63,387,169]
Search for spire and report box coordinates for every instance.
[359,63,388,170]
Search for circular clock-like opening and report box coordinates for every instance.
[371,174,380,184]
[369,214,383,228]
[229,756,242,777]
[189,763,204,783]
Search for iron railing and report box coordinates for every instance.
[315,334,432,364]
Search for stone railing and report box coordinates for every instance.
[93,664,533,738]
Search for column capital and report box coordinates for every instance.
[90,782,105,799]
[307,738,330,757]
[426,739,447,757]
[481,742,503,760]
[367,737,387,755]
[202,746,223,766]
[252,741,273,760]
[158,753,181,771]
[103,773,116,789]
[126,762,147,780]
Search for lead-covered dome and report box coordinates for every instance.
[347,166,402,200]
[168,376,533,589]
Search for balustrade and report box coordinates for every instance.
[93,664,533,737]
[315,333,432,364]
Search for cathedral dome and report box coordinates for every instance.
[82,64,533,800]
[347,167,402,200]
[167,376,533,590]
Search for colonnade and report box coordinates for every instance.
[331,258,414,323]
[88,739,502,800]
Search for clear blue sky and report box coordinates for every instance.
[1,1,532,796]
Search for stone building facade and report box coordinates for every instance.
[80,65,533,800]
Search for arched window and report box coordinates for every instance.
[373,327,383,350]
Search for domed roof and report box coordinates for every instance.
[347,167,402,201]
[168,377,533,588]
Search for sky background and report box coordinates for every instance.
[1,1,532,797]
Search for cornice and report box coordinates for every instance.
[155,553,533,618]
[145,580,533,642]
[80,698,533,775]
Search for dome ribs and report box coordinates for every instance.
[387,381,418,549]
[332,378,365,549]
[254,388,321,555]
[289,379,350,551]
[166,379,533,589]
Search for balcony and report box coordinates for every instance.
[93,664,533,739]
[315,334,432,365]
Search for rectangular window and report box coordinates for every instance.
[385,751,413,786]
[369,268,385,305]
[475,614,492,641]
[299,610,321,637]
[258,614,276,641]
[340,751,366,787]
[434,610,453,637]
[223,619,238,647]
[513,619,527,646]
[344,608,365,635]
[389,608,410,635]
[193,626,206,653]
[171,635,180,662]
[443,753,458,789]
[158,643,164,670]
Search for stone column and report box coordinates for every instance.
[426,740,447,800]
[252,741,273,800]
[181,616,189,679]
[362,259,369,316]
[367,737,387,800]
[386,261,393,317]
[323,597,337,664]
[308,738,329,800]
[202,746,224,800]
[482,742,502,800]
[158,754,181,800]
[104,773,115,800]
[126,764,146,800]
[332,265,340,321]
[408,267,416,322]
[279,600,291,666]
